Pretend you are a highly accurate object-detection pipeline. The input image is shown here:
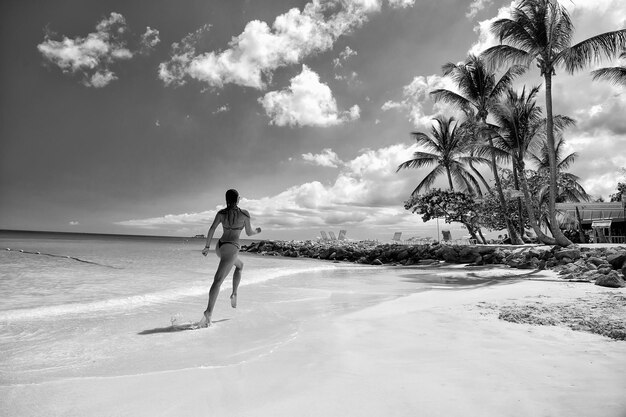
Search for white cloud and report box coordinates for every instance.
[213,105,230,114]
[37,12,157,87]
[564,131,626,199]
[259,65,360,127]
[466,0,493,19]
[86,70,117,88]
[302,148,344,168]
[468,2,515,56]
[333,46,357,68]
[388,0,415,8]
[140,27,160,52]
[116,142,431,236]
[158,0,414,89]
[381,74,462,128]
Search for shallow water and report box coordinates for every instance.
[0,231,517,386]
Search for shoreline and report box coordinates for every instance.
[3,269,625,417]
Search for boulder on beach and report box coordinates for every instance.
[554,248,581,261]
[595,271,626,288]
[607,252,626,270]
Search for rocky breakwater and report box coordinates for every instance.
[241,241,626,288]
[553,247,626,288]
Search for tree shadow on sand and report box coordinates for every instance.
[399,268,553,288]
[138,319,230,335]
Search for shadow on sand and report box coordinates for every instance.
[138,319,230,335]
[398,268,551,289]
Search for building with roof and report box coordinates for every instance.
[556,199,626,243]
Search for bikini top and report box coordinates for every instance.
[219,206,249,231]
[223,224,245,231]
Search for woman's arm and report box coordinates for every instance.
[202,214,222,256]
[243,210,262,236]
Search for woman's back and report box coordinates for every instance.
[219,207,249,242]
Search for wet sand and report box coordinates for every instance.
[2,266,625,417]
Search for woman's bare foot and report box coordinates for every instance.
[197,311,211,328]
[230,293,237,308]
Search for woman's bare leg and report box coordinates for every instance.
[198,245,237,327]
[231,258,243,308]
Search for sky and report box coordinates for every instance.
[1,0,625,241]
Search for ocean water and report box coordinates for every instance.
[0,231,511,388]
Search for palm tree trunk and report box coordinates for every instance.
[469,159,491,194]
[477,228,487,244]
[445,166,454,191]
[575,206,586,243]
[517,160,556,245]
[462,222,480,243]
[512,166,525,238]
[544,72,572,247]
[487,136,523,245]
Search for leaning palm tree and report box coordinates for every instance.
[397,116,489,196]
[482,0,626,246]
[592,51,626,86]
[430,54,526,244]
[490,86,557,244]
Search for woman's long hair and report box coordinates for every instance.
[221,189,248,226]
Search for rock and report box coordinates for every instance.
[554,248,581,261]
[397,250,410,261]
[559,257,573,264]
[435,246,459,263]
[595,271,626,288]
[372,259,383,266]
[598,266,613,275]
[587,256,606,266]
[607,253,626,269]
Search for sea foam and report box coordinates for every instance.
[0,264,338,322]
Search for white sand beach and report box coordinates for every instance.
[3,264,625,417]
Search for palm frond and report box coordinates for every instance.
[552,115,576,131]
[557,152,578,171]
[490,65,527,99]
[591,67,626,86]
[411,166,446,195]
[430,89,471,108]
[481,45,533,71]
[410,132,441,153]
[396,152,439,172]
[560,29,626,73]
[490,16,538,53]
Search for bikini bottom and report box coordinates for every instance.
[218,240,240,250]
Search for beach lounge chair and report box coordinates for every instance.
[441,230,452,244]
[338,230,347,240]
[391,232,403,244]
[328,231,337,240]
[320,231,329,241]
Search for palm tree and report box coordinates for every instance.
[397,116,489,196]
[430,54,526,244]
[592,51,626,86]
[490,86,557,244]
[529,135,590,203]
[482,0,626,246]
